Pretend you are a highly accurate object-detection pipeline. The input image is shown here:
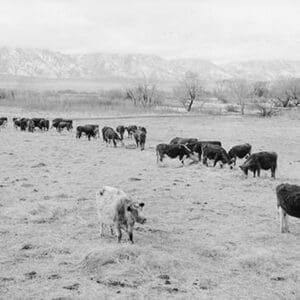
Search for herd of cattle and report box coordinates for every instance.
[1,116,299,240]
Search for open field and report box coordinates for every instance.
[0,114,299,299]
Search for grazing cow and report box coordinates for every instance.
[192,141,222,161]
[13,118,21,129]
[27,119,35,132]
[32,118,44,130]
[239,151,277,178]
[52,119,73,131]
[134,129,146,151]
[0,117,7,128]
[276,183,300,233]
[202,144,233,168]
[57,121,72,132]
[52,118,63,129]
[103,127,123,147]
[116,125,125,140]
[84,124,99,138]
[156,143,198,164]
[102,126,110,142]
[20,118,29,131]
[39,119,50,131]
[96,186,146,243]
[228,143,252,165]
[126,125,137,138]
[76,125,98,141]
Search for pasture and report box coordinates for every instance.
[0,114,299,299]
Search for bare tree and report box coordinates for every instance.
[173,72,204,112]
[270,78,300,107]
[227,79,252,115]
[125,80,161,107]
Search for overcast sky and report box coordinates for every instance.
[0,0,299,61]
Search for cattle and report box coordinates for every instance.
[228,143,252,165]
[96,186,146,243]
[32,118,44,130]
[192,141,222,161]
[0,117,7,128]
[13,118,21,129]
[125,125,137,138]
[239,151,277,178]
[102,127,123,147]
[52,119,73,131]
[170,137,198,149]
[20,118,29,131]
[52,118,63,129]
[156,143,198,164]
[116,125,125,140]
[57,121,72,132]
[137,126,147,134]
[134,129,146,151]
[84,124,99,138]
[202,144,233,168]
[39,119,50,131]
[276,183,300,233]
[76,125,98,141]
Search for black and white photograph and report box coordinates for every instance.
[0,0,299,299]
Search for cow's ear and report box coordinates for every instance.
[127,206,132,212]
[139,202,145,208]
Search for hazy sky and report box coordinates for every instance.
[0,0,299,61]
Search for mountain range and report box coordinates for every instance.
[0,47,300,82]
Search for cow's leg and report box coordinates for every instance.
[257,168,261,177]
[110,225,114,235]
[127,225,134,243]
[113,139,117,148]
[179,154,184,164]
[115,223,122,242]
[234,157,237,166]
[279,207,288,233]
[203,157,208,166]
[284,212,289,233]
[88,134,91,141]
[271,167,276,178]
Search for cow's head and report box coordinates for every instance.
[127,202,146,225]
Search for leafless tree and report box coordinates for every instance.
[173,72,204,112]
[125,80,161,107]
[227,79,252,115]
[270,78,300,107]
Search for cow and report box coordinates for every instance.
[52,118,63,129]
[170,137,198,149]
[13,118,21,129]
[192,141,222,161]
[102,127,123,147]
[276,183,300,233]
[202,144,233,168]
[239,151,277,178]
[137,126,147,134]
[96,186,146,243]
[156,143,198,165]
[228,143,252,165]
[125,125,137,138]
[32,118,45,130]
[57,121,72,132]
[134,129,146,151]
[85,124,99,138]
[76,125,98,141]
[40,119,50,131]
[0,117,7,128]
[52,119,73,131]
[116,125,125,140]
[20,118,29,131]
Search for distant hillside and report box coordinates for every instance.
[0,47,299,82]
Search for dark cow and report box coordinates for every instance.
[239,151,277,178]
[52,119,73,131]
[39,119,50,131]
[102,126,110,142]
[32,118,44,130]
[170,137,198,148]
[192,141,222,161]
[0,117,7,128]
[202,144,233,168]
[85,124,99,138]
[76,125,98,141]
[156,143,198,164]
[52,118,63,129]
[276,183,300,233]
[20,118,29,131]
[134,130,146,151]
[58,121,72,132]
[96,186,146,243]
[228,143,252,165]
[13,118,21,129]
[102,127,123,147]
[116,125,125,140]
[137,126,147,134]
[126,125,137,138]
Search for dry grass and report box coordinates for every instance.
[0,112,299,298]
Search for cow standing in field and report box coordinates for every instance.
[192,141,222,161]
[102,127,123,147]
[276,183,300,233]
[76,125,98,141]
[202,144,233,168]
[96,186,146,243]
[126,125,137,138]
[20,118,29,131]
[134,129,146,151]
[27,119,35,132]
[156,143,198,165]
[52,119,73,131]
[0,117,7,129]
[239,151,277,178]
[116,125,125,140]
[228,143,252,165]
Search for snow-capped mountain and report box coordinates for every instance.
[0,47,299,81]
